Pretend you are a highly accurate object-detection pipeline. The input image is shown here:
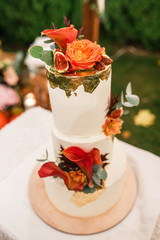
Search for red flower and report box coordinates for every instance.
[38,161,84,191]
[41,25,78,52]
[62,146,103,188]
[38,146,103,190]
[65,39,105,70]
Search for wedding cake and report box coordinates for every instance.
[29,17,139,220]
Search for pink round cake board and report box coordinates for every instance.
[29,163,137,235]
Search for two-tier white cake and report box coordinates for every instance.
[28,17,138,228]
[41,64,127,217]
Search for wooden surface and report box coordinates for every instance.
[82,0,100,42]
[29,163,137,235]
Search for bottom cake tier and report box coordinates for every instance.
[43,138,127,217]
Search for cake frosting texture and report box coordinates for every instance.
[47,65,111,137]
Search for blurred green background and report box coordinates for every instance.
[0,0,159,155]
[0,0,159,51]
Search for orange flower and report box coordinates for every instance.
[65,39,105,70]
[102,117,122,136]
[41,25,78,52]
[69,170,87,184]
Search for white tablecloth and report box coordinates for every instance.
[0,107,160,240]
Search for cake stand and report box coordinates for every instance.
[29,161,137,235]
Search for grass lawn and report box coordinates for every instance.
[99,37,160,156]
[113,54,160,156]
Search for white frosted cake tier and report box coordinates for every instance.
[47,65,111,137]
[43,138,127,217]
[51,125,113,164]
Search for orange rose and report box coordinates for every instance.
[65,39,105,70]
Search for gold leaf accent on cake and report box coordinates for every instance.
[46,65,111,97]
[71,187,106,207]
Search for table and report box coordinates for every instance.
[0,107,160,240]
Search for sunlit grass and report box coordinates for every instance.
[110,53,160,156]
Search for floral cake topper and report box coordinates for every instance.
[29,16,112,74]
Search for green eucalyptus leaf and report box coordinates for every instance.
[126,82,132,95]
[92,174,101,186]
[126,94,140,106]
[121,91,124,105]
[40,50,53,65]
[122,101,134,107]
[92,164,102,173]
[28,46,43,58]
[97,167,107,180]
[44,39,54,44]
[36,159,47,162]
[83,185,96,194]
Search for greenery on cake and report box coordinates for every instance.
[38,145,109,194]
[102,82,140,137]
[28,16,113,96]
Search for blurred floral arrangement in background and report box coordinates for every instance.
[0,43,36,130]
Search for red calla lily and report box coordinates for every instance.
[62,146,103,188]
[38,162,84,191]
[89,148,103,166]
[38,146,103,191]
[41,25,78,52]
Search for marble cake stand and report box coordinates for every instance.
[29,162,137,235]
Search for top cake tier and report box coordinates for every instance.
[47,65,111,138]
